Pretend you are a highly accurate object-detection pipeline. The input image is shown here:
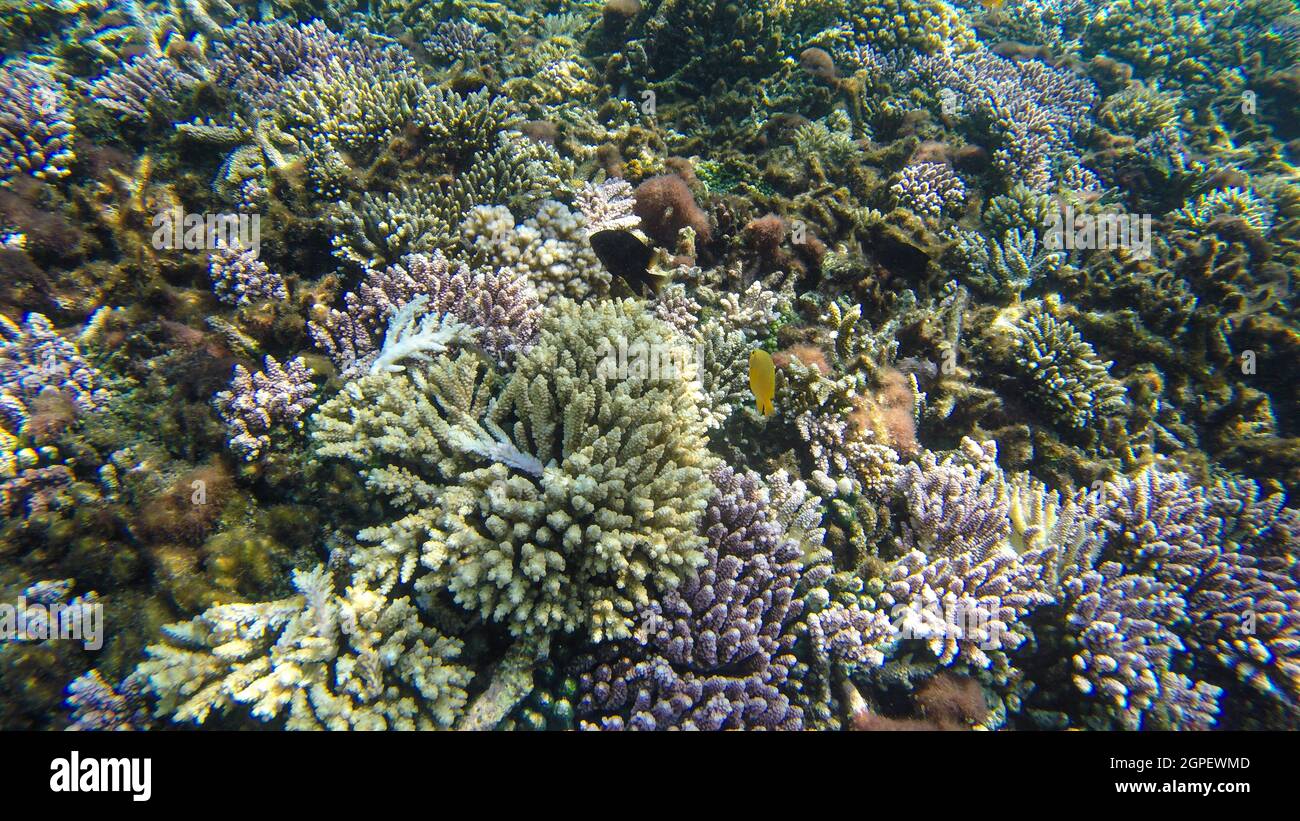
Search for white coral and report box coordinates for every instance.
[369,296,475,375]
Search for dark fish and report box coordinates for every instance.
[589,229,660,295]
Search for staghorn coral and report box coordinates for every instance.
[0,312,109,436]
[207,246,286,307]
[133,565,472,730]
[272,40,426,196]
[331,131,568,271]
[211,19,372,113]
[912,46,1098,189]
[425,19,497,65]
[66,669,151,731]
[86,53,199,121]
[213,355,316,461]
[1174,187,1275,236]
[459,201,609,304]
[575,178,641,234]
[312,299,715,642]
[1011,463,1300,728]
[796,410,900,497]
[877,440,1053,670]
[987,299,1127,431]
[1095,469,1300,706]
[948,226,1066,296]
[848,0,978,54]
[0,58,75,184]
[309,250,541,375]
[891,161,966,221]
[573,466,831,730]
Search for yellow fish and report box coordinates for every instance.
[749,349,775,416]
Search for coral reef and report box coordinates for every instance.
[213,356,316,462]
[0,0,1296,735]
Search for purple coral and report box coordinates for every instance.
[573,466,811,730]
[1061,561,1186,724]
[208,246,287,306]
[913,48,1097,190]
[0,59,75,183]
[0,312,109,435]
[880,547,1051,669]
[86,55,199,121]
[880,440,1052,668]
[66,669,151,731]
[426,20,496,64]
[892,161,966,220]
[212,20,416,114]
[1096,470,1300,703]
[213,355,316,461]
[1023,466,1299,725]
[309,251,540,374]
[894,440,1010,559]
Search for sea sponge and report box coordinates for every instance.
[633,174,712,247]
[773,343,831,376]
[745,213,787,263]
[137,464,234,546]
[799,47,837,81]
[915,672,989,728]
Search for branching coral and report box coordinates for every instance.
[878,440,1053,670]
[0,58,74,183]
[312,299,715,642]
[331,133,569,270]
[460,201,609,304]
[948,226,1065,296]
[913,46,1097,189]
[214,355,316,461]
[572,466,836,730]
[309,250,541,375]
[0,312,108,436]
[86,53,199,121]
[987,299,1127,431]
[891,161,966,220]
[848,0,978,53]
[133,565,472,730]
[208,246,286,307]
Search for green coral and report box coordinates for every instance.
[847,0,978,54]
[1174,186,1275,235]
[134,564,472,730]
[312,300,715,642]
[989,299,1128,431]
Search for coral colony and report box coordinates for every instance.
[0,0,1295,734]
